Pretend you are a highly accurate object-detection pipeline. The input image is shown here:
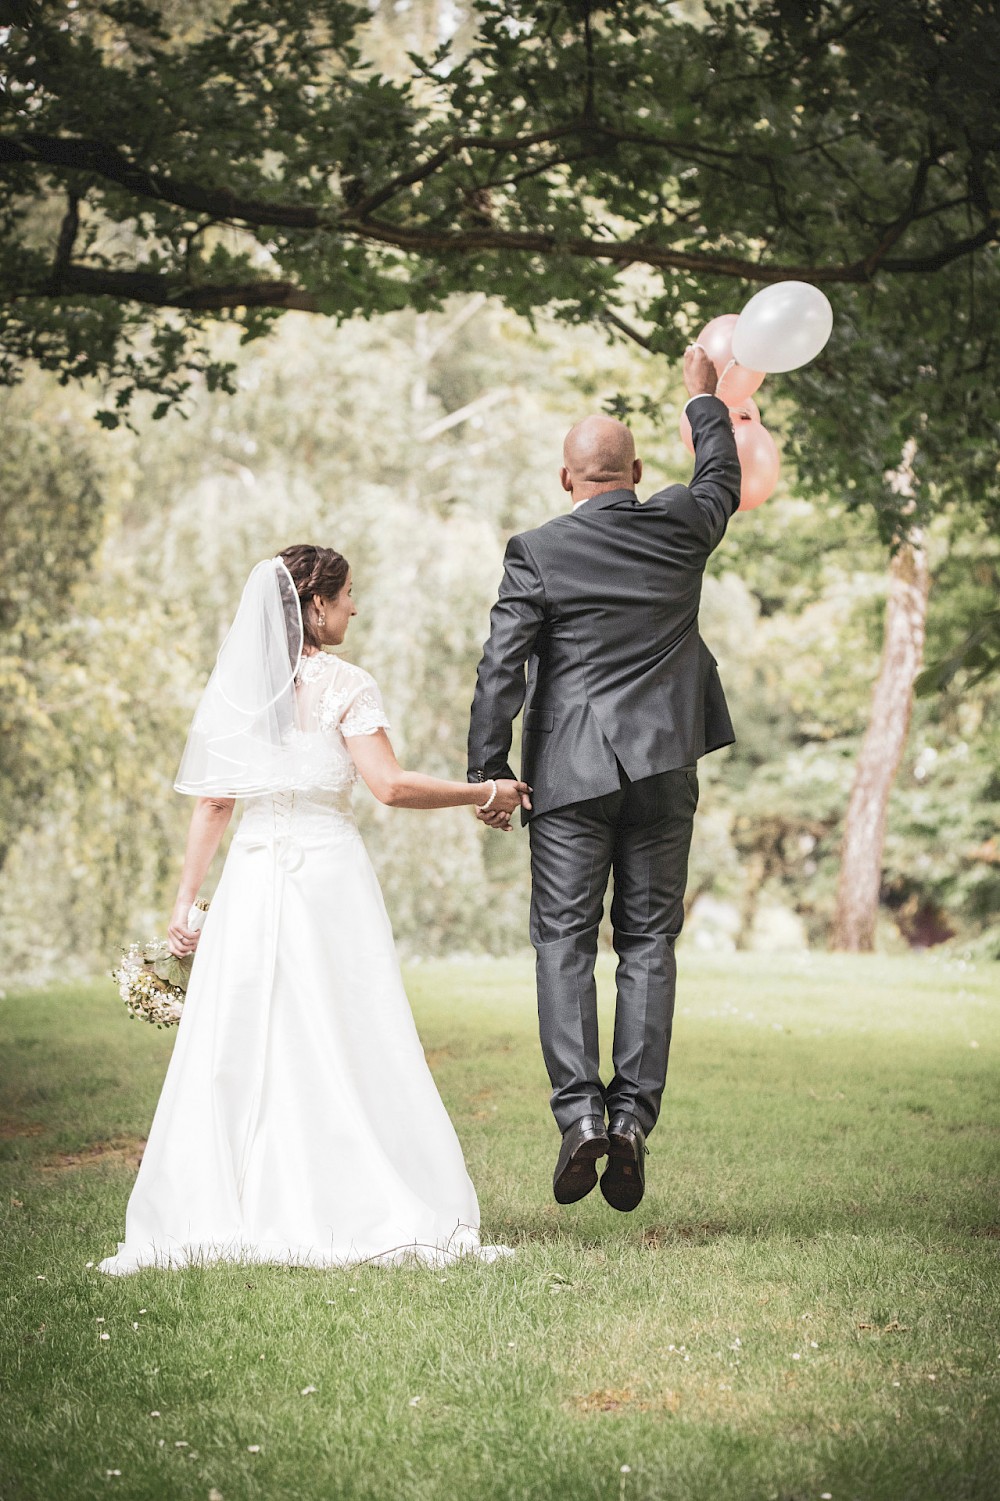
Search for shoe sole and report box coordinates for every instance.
[553,1136,610,1205]
[599,1132,645,1212]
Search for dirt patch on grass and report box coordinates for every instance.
[40,1137,146,1172]
[0,1120,45,1140]
[570,1387,680,1415]
[642,1221,730,1247]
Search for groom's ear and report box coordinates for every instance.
[559,465,573,494]
[633,458,643,485]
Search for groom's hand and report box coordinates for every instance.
[477,807,513,831]
[683,343,718,398]
[476,781,532,830]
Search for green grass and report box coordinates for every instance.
[2,951,999,1501]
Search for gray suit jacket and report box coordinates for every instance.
[467,394,742,820]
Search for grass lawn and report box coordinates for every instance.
[1,950,999,1501]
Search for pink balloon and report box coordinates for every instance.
[696,314,765,406]
[678,395,760,455]
[735,420,781,510]
[729,396,761,425]
[718,362,766,406]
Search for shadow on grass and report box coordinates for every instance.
[498,1211,737,1249]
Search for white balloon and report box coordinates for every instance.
[732,281,833,373]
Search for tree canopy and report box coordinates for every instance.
[1,0,998,521]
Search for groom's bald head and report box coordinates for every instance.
[560,414,642,504]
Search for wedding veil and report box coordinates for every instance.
[174,558,305,797]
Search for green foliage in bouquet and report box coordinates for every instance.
[142,938,194,994]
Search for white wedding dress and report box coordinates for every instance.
[100,654,497,1274]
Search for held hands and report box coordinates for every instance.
[477,779,532,832]
[167,899,200,959]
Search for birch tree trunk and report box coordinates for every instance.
[832,447,930,950]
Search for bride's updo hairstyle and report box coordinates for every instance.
[279,544,350,651]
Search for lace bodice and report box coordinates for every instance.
[234,660,390,858]
[241,653,390,798]
[233,655,389,851]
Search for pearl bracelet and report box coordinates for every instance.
[480,778,498,811]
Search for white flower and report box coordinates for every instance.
[791,1352,801,1360]
[300,1385,317,1396]
[620,1465,632,1474]
[247,1445,261,1454]
[408,1396,422,1407]
[149,1411,160,1418]
[175,1441,188,1448]
[105,1470,121,1477]
[85,1262,94,1269]
[100,1332,110,1342]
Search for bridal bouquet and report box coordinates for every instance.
[112,902,209,1027]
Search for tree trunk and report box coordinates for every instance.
[831,516,930,951]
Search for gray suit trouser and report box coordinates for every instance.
[528,764,698,1136]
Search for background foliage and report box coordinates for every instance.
[1,294,997,985]
[2,0,998,982]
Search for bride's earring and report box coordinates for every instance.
[317,611,326,630]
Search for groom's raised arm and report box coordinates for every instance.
[683,393,742,555]
[468,533,545,784]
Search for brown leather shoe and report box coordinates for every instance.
[553,1114,610,1204]
[600,1112,647,1211]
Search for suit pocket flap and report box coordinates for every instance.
[524,709,554,732]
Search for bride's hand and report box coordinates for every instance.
[486,780,532,816]
[167,900,200,958]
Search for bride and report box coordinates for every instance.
[99,544,529,1275]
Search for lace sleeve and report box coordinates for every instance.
[341,685,390,737]
[319,666,390,738]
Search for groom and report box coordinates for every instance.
[467,345,741,1211]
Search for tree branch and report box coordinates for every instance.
[17,263,319,311]
[600,309,653,351]
[53,190,80,283]
[860,152,934,277]
[3,131,997,315]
